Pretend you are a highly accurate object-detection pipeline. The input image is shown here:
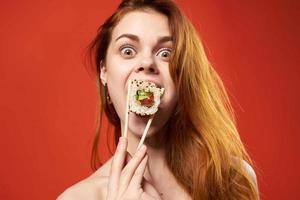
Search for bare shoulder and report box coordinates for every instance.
[57,158,113,200]
[231,157,258,185]
[241,159,258,186]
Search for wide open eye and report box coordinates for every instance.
[120,45,136,58]
[157,48,172,60]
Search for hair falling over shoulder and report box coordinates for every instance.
[86,0,259,199]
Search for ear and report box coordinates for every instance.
[100,61,107,86]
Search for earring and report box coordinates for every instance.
[104,83,112,104]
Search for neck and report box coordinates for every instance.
[120,123,192,200]
[125,126,169,182]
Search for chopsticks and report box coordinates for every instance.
[123,79,154,151]
[137,115,154,150]
[123,80,131,138]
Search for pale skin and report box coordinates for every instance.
[57,10,258,200]
[57,10,191,200]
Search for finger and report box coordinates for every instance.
[126,152,132,164]
[128,155,148,189]
[107,137,127,199]
[118,144,147,194]
[143,179,162,199]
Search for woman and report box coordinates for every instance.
[58,0,259,199]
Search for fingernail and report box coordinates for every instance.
[139,144,146,151]
[118,137,126,145]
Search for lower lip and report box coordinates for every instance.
[133,112,151,118]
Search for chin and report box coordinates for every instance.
[128,125,158,139]
[128,114,151,137]
[127,113,166,139]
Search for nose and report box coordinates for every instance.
[135,56,159,74]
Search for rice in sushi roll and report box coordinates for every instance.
[129,79,164,116]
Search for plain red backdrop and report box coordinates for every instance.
[0,0,299,199]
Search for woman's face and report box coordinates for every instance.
[100,10,177,138]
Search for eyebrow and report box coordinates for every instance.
[115,33,173,43]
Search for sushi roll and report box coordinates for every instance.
[129,79,164,116]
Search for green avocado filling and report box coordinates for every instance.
[135,90,153,101]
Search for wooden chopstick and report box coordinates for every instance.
[137,115,154,150]
[123,80,131,138]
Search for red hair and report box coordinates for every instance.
[86,0,259,199]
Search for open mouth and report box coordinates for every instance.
[146,80,162,89]
[128,79,164,116]
[131,79,162,89]
[124,79,164,149]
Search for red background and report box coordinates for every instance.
[0,0,299,199]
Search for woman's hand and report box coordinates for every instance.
[106,137,162,200]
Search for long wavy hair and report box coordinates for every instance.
[87,0,259,199]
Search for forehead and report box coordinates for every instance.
[111,10,171,41]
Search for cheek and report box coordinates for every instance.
[162,88,177,114]
[107,72,124,113]
[105,51,136,84]
[106,52,131,88]
[105,60,134,122]
[161,68,177,107]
